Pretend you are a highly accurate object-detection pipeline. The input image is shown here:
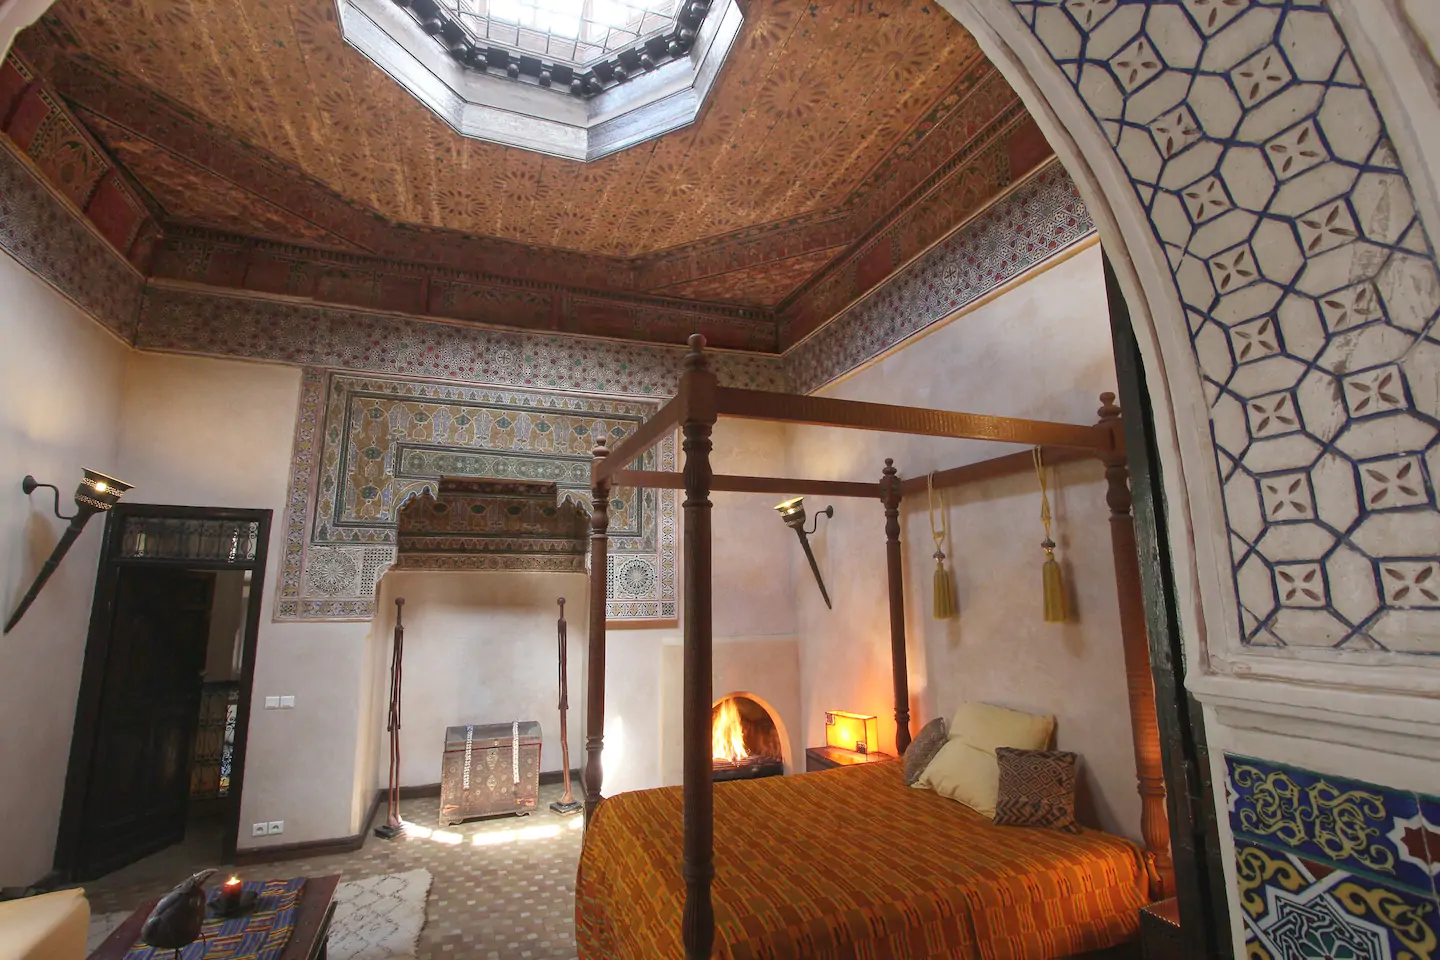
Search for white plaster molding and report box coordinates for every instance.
[1328,0,1440,290]
[1193,673,1440,763]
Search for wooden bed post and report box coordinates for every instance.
[1097,393,1173,900]
[583,440,610,827]
[880,459,912,756]
[681,335,718,960]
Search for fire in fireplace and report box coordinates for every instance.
[712,695,784,782]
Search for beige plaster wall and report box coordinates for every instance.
[113,352,380,849]
[371,570,588,787]
[0,253,128,886]
[788,243,1143,840]
[592,418,800,797]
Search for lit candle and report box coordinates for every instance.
[221,876,243,911]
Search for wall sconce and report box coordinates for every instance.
[5,469,132,634]
[774,496,834,609]
[825,710,879,756]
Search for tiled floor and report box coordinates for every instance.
[79,785,584,959]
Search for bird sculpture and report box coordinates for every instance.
[140,868,215,955]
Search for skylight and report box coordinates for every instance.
[444,0,681,66]
[341,0,741,160]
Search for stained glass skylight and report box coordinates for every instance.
[441,0,682,66]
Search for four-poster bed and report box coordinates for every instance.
[578,335,1171,959]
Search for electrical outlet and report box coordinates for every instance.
[251,822,268,838]
[264,696,280,709]
[267,821,284,835]
[279,695,295,708]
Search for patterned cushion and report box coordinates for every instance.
[992,747,1080,833]
[902,717,947,785]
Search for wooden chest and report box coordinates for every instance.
[440,721,542,824]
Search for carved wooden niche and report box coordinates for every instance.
[394,478,589,572]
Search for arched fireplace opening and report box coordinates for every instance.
[712,694,784,782]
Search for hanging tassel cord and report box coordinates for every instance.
[1033,448,1068,623]
[927,473,957,619]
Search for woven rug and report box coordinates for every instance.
[87,870,431,960]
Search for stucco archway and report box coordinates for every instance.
[934,0,1440,953]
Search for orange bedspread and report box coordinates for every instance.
[576,760,1147,959]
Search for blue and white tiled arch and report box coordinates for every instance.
[996,0,1440,656]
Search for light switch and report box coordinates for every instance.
[264,696,280,709]
[279,695,295,708]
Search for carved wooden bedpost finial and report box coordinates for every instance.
[584,438,612,827]
[879,459,912,756]
[1094,392,1173,899]
[684,332,709,372]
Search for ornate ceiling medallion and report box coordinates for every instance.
[339,0,741,160]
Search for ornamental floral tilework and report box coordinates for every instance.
[1008,0,1440,654]
[1226,754,1440,959]
[276,368,677,622]
[137,285,788,399]
[786,160,1097,395]
[0,140,142,339]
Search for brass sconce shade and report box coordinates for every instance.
[774,496,834,609]
[6,469,133,634]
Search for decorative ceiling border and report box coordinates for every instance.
[785,158,1096,394]
[135,283,787,397]
[149,228,778,352]
[0,129,141,340]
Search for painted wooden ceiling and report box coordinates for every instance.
[10,0,1046,344]
[31,0,976,251]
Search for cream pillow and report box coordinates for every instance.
[912,739,1002,815]
[949,701,1054,753]
[913,702,1056,815]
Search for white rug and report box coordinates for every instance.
[86,869,432,960]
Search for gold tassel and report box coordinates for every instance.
[927,472,957,619]
[1034,447,1068,623]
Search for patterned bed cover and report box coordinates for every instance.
[576,759,1147,959]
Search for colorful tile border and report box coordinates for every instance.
[276,369,677,623]
[1225,754,1440,958]
[1009,0,1440,654]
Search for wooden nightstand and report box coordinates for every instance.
[1139,897,1185,960]
[805,746,894,771]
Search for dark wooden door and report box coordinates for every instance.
[76,568,215,879]
[1105,252,1233,958]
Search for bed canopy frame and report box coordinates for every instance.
[582,335,1171,959]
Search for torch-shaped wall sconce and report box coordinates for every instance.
[775,496,834,609]
[5,469,132,634]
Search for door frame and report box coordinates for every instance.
[54,504,272,879]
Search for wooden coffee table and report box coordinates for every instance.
[88,875,339,960]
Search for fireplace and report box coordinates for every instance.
[712,694,784,782]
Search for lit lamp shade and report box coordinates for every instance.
[774,496,805,527]
[75,468,132,513]
[825,710,879,756]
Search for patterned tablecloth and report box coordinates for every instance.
[123,878,305,960]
